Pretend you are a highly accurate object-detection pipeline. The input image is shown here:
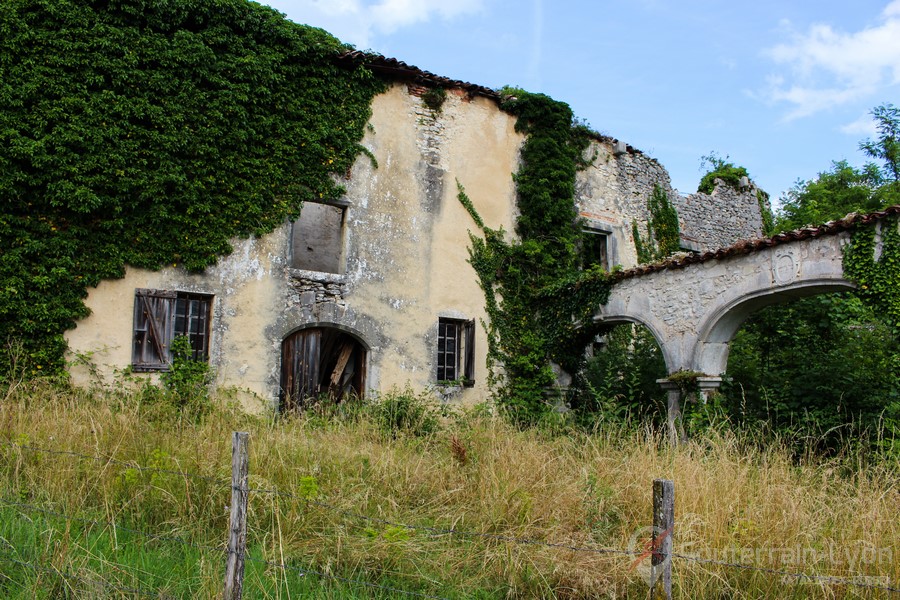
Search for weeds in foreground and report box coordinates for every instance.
[0,380,897,598]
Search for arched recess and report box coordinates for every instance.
[280,325,368,410]
[593,314,677,374]
[693,279,856,376]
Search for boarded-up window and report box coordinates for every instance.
[281,327,366,410]
[437,318,475,386]
[132,289,212,371]
[290,202,345,273]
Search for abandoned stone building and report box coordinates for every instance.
[65,54,768,412]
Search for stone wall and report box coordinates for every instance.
[575,141,676,267]
[576,145,768,266]
[674,179,768,252]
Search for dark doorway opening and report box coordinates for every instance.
[280,327,366,410]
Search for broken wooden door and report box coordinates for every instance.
[280,327,366,410]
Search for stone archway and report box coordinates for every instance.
[280,326,367,410]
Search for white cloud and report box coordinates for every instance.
[840,113,879,136]
[762,1,900,119]
[262,0,485,48]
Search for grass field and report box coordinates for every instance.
[0,379,898,598]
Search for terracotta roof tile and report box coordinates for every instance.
[335,51,635,155]
[611,205,900,282]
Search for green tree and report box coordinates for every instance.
[777,160,885,230]
[860,103,900,183]
[723,103,900,452]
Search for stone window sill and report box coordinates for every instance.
[289,268,347,285]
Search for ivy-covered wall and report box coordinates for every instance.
[0,0,384,375]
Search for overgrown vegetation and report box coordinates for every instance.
[460,89,616,424]
[586,104,900,454]
[421,86,447,113]
[720,104,900,453]
[697,152,750,194]
[0,0,385,376]
[1,381,898,597]
[632,183,681,263]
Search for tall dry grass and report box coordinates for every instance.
[0,379,898,598]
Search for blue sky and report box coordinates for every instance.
[262,0,900,206]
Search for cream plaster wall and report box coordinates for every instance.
[66,83,522,410]
[66,229,288,411]
[65,81,764,412]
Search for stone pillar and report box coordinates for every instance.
[657,379,685,446]
[657,376,723,445]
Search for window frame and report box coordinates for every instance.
[132,289,213,372]
[436,317,475,387]
[580,227,611,271]
[289,199,349,275]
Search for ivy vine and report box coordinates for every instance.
[843,215,900,333]
[459,90,614,424]
[0,0,385,376]
[632,184,681,264]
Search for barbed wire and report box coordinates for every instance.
[670,551,900,594]
[242,553,452,600]
[3,437,897,594]
[1,497,225,556]
[0,540,172,598]
[246,485,644,559]
[0,438,230,487]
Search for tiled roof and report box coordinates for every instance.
[612,205,900,282]
[335,51,634,155]
[337,51,500,100]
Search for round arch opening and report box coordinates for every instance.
[280,327,367,410]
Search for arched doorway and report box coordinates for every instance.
[280,327,367,410]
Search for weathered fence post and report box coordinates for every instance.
[651,479,674,600]
[223,432,249,600]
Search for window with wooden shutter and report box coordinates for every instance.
[437,318,475,387]
[132,289,212,371]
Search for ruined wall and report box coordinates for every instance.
[575,142,676,267]
[66,82,521,410]
[576,143,767,266]
[65,231,289,411]
[675,179,767,252]
[65,79,768,411]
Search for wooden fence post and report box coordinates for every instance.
[223,432,249,600]
[651,479,674,600]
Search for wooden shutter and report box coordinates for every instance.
[132,289,176,370]
[463,319,476,386]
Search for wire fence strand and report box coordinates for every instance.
[0,438,229,487]
[1,497,225,556]
[0,540,174,598]
[248,485,644,559]
[4,437,899,595]
[671,551,900,594]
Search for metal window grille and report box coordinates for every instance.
[437,318,475,386]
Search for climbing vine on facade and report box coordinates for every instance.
[458,90,615,424]
[0,0,385,376]
[632,184,681,264]
[843,215,900,333]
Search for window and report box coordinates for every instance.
[581,228,610,271]
[290,201,346,273]
[132,289,212,371]
[437,318,475,386]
